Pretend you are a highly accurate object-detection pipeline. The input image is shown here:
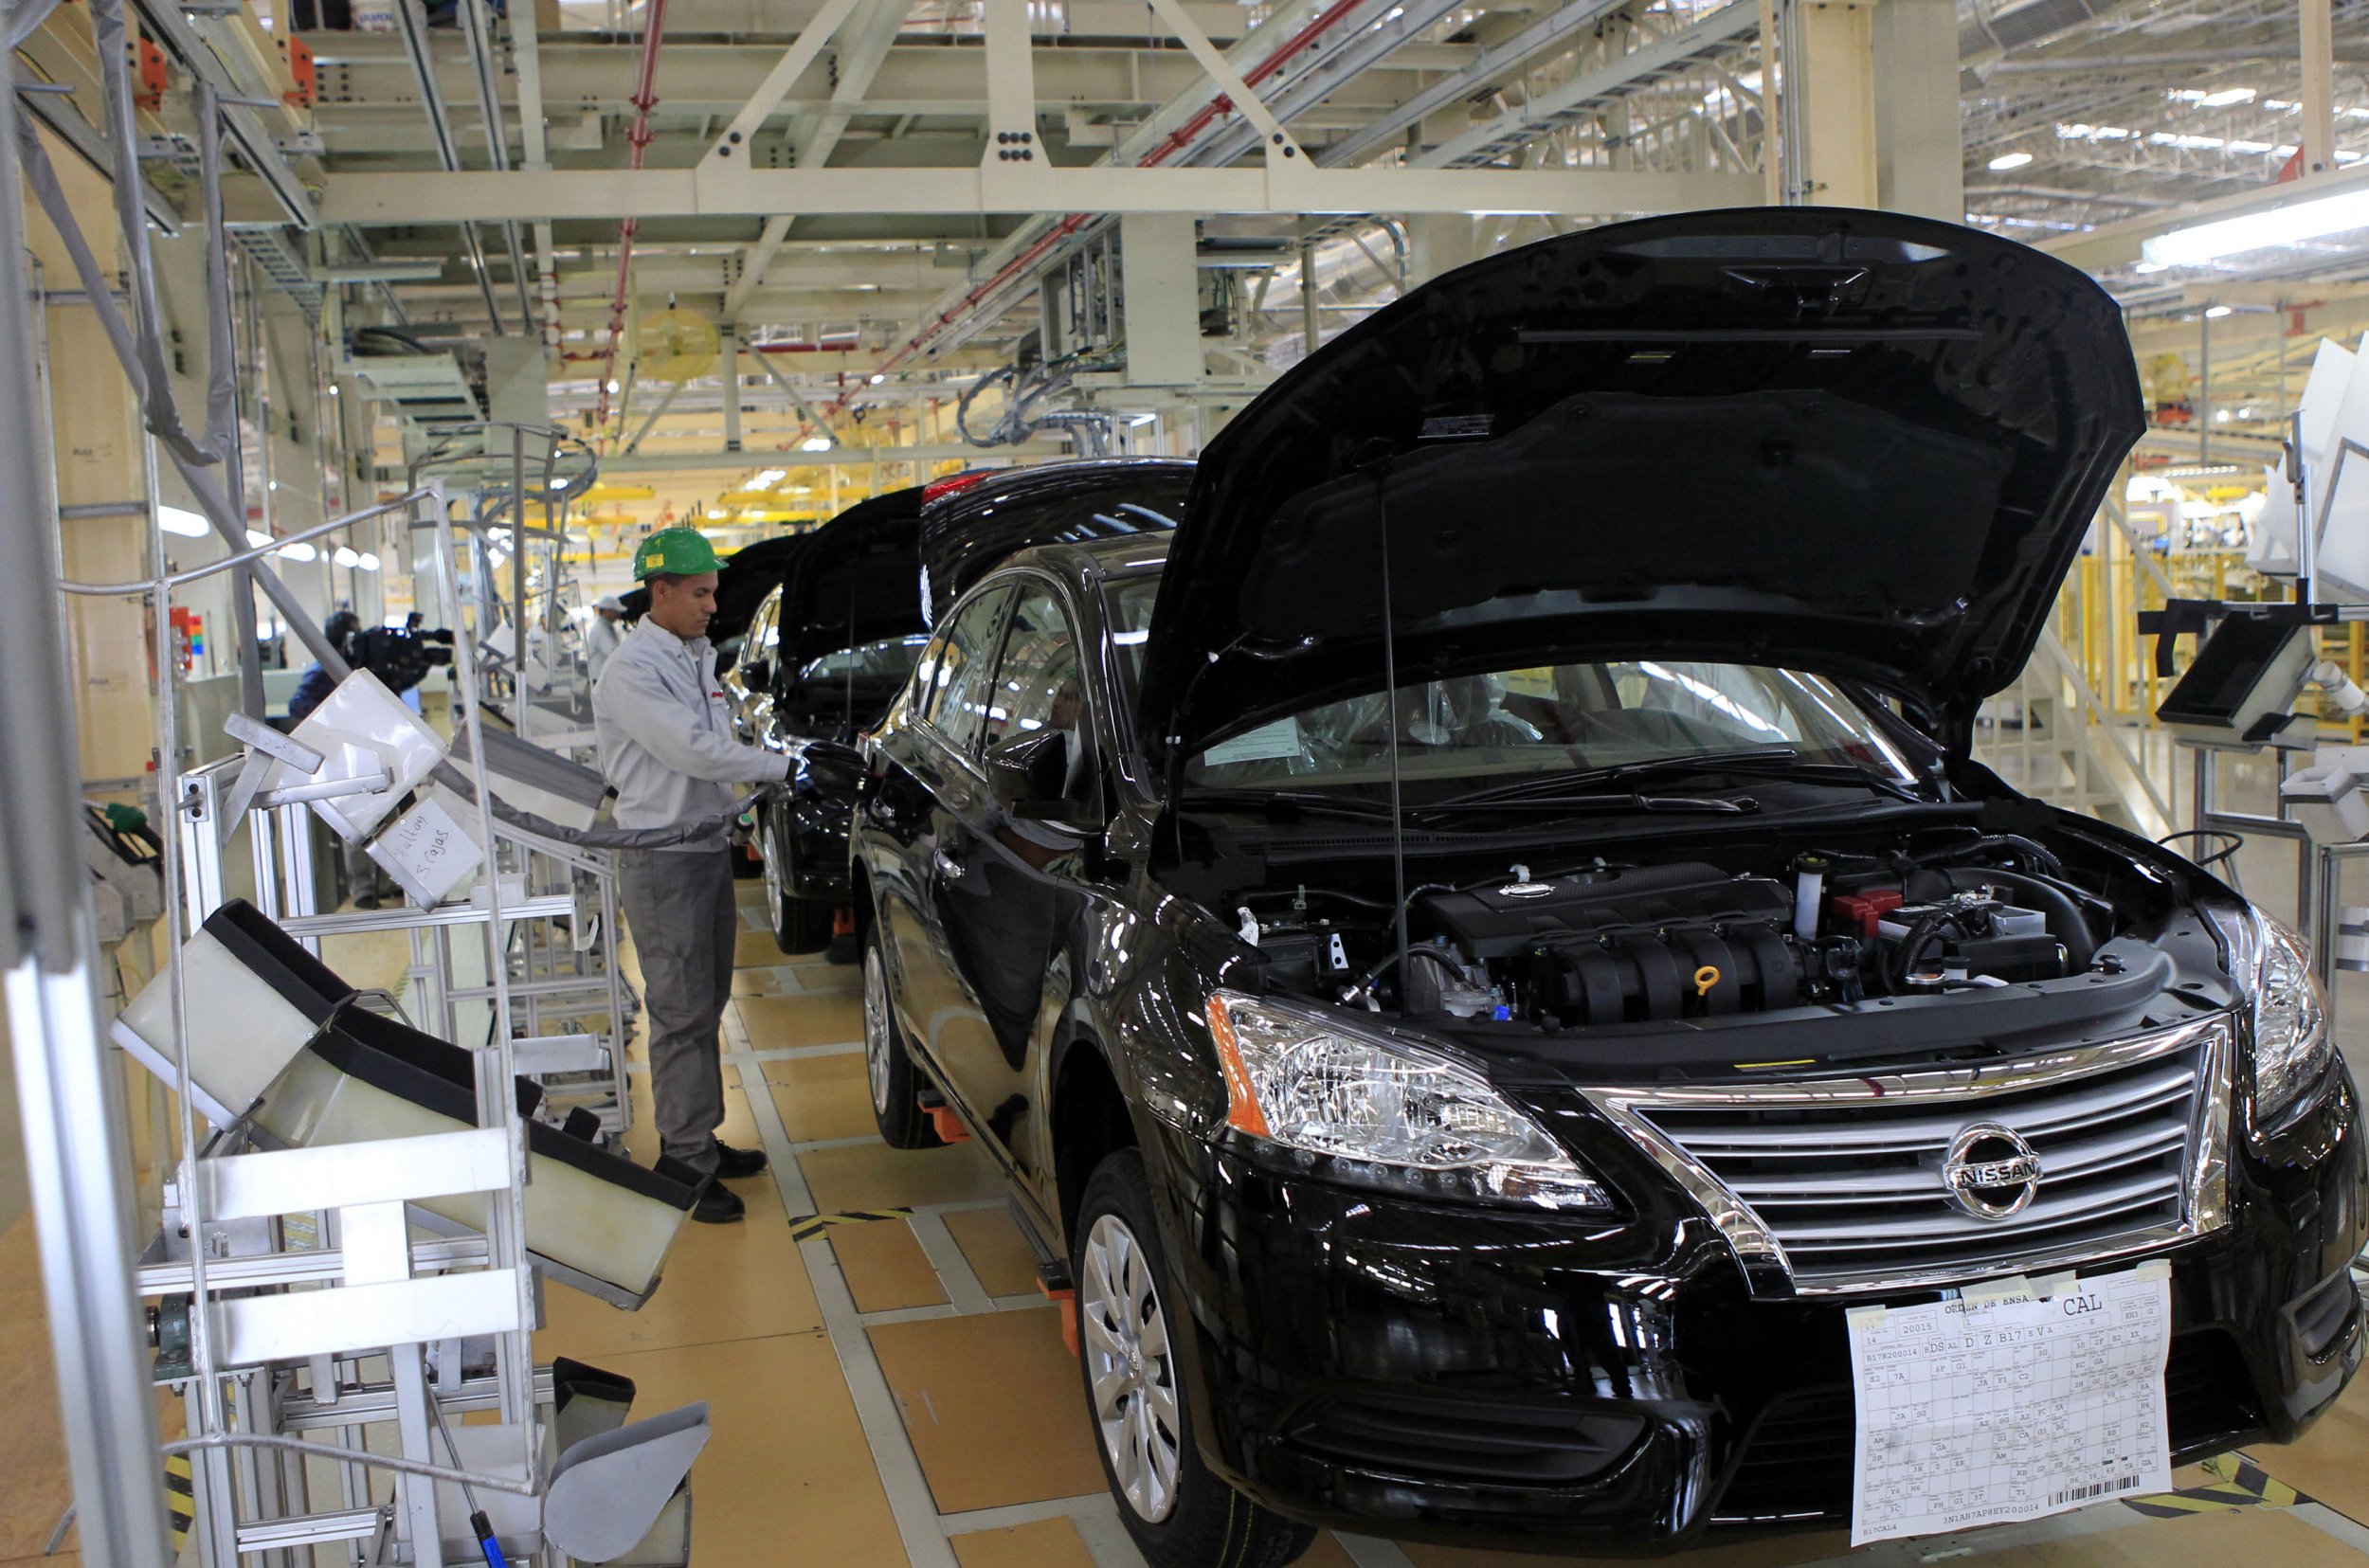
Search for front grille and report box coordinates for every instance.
[1282,1391,1646,1487]
[1714,1330,2260,1524]
[1596,1016,2230,1293]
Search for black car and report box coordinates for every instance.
[741,485,929,950]
[849,209,2369,1567]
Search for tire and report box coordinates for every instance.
[763,814,831,954]
[863,928,943,1150]
[1074,1150,1313,1568]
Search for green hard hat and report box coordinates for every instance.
[633,526,721,581]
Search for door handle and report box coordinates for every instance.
[933,847,964,881]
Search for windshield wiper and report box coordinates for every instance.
[1180,788,1402,822]
[1410,791,1756,819]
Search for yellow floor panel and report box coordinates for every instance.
[866,1307,1109,1514]
[739,992,867,1049]
[948,1516,1097,1568]
[942,1205,1043,1299]
[799,1139,1008,1214]
[1297,1534,1363,1568]
[732,966,785,996]
[833,1219,951,1314]
[538,1169,822,1359]
[733,928,792,968]
[595,1329,907,1567]
[764,1052,881,1143]
[733,876,769,906]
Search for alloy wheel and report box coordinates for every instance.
[863,944,895,1117]
[762,815,786,928]
[1079,1213,1183,1523]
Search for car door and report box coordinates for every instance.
[870,585,1014,1076]
[927,580,1095,1183]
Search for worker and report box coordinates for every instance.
[592,527,787,1224]
[587,594,626,683]
[285,609,363,727]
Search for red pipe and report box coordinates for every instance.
[841,0,1366,407]
[593,0,673,433]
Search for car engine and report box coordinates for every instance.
[1234,840,2111,1026]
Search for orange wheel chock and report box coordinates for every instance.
[832,907,856,936]
[926,1103,970,1144]
[1042,1282,1078,1356]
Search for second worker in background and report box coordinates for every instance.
[593,527,788,1223]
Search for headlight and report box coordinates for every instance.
[1204,990,1614,1211]
[2212,906,2335,1133]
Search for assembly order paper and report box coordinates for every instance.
[1846,1263,2173,1546]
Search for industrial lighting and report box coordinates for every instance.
[279,541,316,563]
[2133,260,2171,274]
[246,530,273,548]
[800,437,832,452]
[2205,304,2234,317]
[357,551,381,571]
[333,546,360,568]
[158,505,209,537]
[1988,151,2035,171]
[606,379,621,394]
[868,372,886,385]
[750,468,788,486]
[2145,185,2369,265]
[548,478,568,490]
[2197,86,2258,108]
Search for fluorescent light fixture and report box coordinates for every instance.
[2146,185,2369,265]
[357,552,381,571]
[2205,304,2233,317]
[1988,151,2035,171]
[606,379,621,393]
[246,530,273,548]
[333,546,360,568]
[548,478,569,490]
[800,437,832,452]
[868,372,886,385]
[2197,86,2257,108]
[158,505,209,537]
[750,468,788,486]
[279,541,316,563]
[1127,413,1159,427]
[2133,260,2171,274]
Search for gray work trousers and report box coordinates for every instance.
[618,845,736,1177]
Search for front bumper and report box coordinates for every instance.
[1154,1073,2369,1555]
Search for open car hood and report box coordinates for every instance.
[1137,208,2143,759]
[777,485,928,669]
[918,459,1191,626]
[710,533,811,654]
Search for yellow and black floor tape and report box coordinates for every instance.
[790,1207,914,1243]
[164,1451,194,1549]
[2123,1452,2304,1519]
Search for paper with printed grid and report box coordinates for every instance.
[1845,1263,2172,1546]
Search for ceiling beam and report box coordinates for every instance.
[321,163,1762,224]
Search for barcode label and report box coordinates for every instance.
[2050,1476,2141,1506]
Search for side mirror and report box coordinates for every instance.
[987,744,1098,837]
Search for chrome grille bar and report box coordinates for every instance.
[1582,1013,2233,1295]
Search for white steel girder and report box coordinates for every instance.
[316,164,1762,224]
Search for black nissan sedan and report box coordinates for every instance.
[848,209,2369,1567]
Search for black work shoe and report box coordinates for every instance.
[714,1141,769,1181]
[692,1182,746,1224]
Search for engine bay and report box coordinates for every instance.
[1219,827,2144,1029]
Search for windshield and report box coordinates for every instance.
[1184,661,1922,795]
[798,634,931,684]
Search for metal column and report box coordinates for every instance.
[0,44,177,1568]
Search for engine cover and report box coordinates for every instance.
[1413,863,1807,1025]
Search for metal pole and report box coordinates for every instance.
[0,45,176,1568]
[1298,242,1320,358]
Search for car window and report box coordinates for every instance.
[1186,660,1921,792]
[1101,573,1159,706]
[983,589,1082,749]
[924,586,1014,756]
[800,634,930,684]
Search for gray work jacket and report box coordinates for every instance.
[592,619,789,852]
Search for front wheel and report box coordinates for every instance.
[863,929,942,1149]
[1074,1150,1313,1568]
